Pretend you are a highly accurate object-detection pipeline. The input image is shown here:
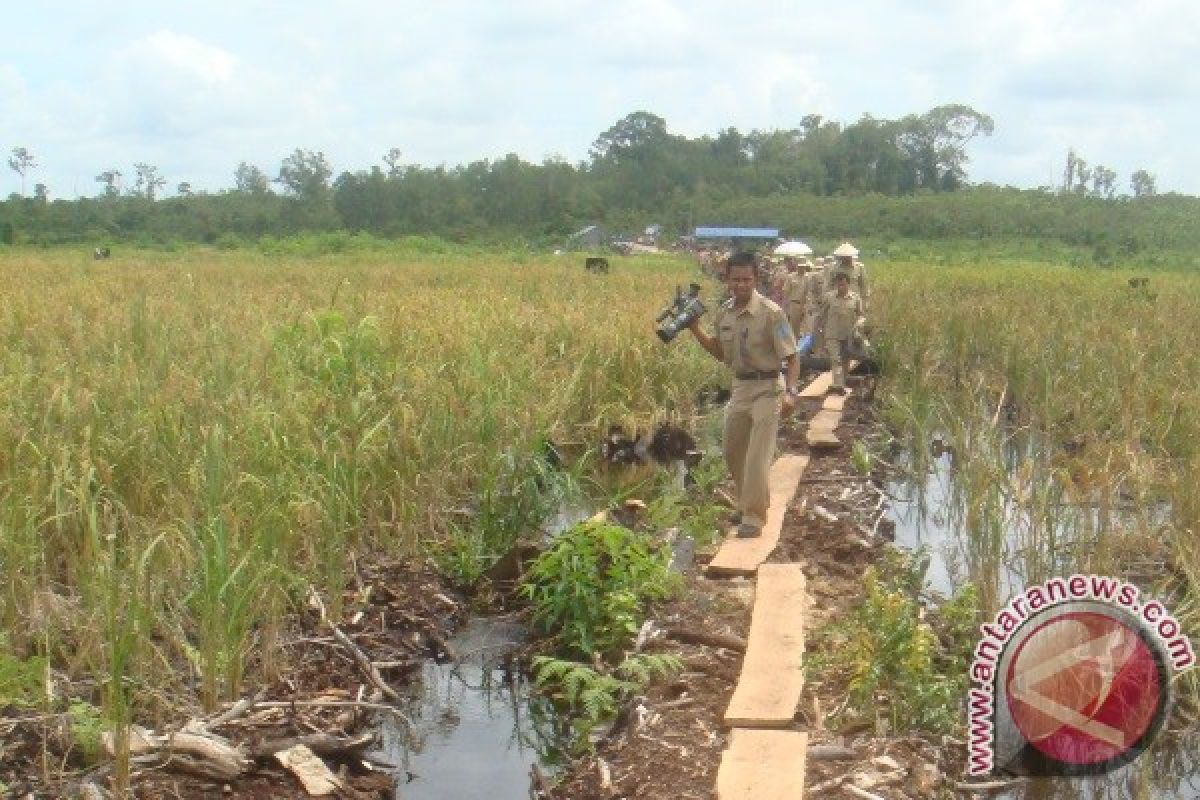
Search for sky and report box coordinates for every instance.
[2,0,1197,198]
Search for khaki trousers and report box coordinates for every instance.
[723,381,782,528]
[827,338,850,389]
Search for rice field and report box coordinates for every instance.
[0,247,722,726]
[871,261,1200,700]
[4,245,1199,783]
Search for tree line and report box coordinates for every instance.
[0,104,1181,255]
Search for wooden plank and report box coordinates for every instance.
[724,564,808,727]
[806,430,841,449]
[706,455,809,577]
[716,729,809,800]
[797,371,831,398]
[821,390,849,411]
[808,409,841,432]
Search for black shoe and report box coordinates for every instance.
[736,522,762,538]
[727,510,743,525]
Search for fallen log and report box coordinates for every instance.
[664,627,748,653]
[164,730,250,782]
[251,732,374,760]
[806,743,857,761]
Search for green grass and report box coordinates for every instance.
[872,259,1200,675]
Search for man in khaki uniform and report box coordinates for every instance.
[783,258,824,343]
[827,242,869,312]
[818,271,866,394]
[689,252,800,537]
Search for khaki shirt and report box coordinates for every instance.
[821,290,865,341]
[784,271,824,320]
[713,291,797,377]
[825,262,869,309]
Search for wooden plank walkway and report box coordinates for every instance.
[716,729,809,800]
[710,368,863,799]
[723,564,808,727]
[705,455,808,577]
[806,386,853,449]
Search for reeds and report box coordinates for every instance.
[0,248,722,742]
[875,262,1200,638]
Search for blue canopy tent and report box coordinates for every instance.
[693,227,780,239]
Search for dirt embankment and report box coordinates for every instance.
[3,561,468,799]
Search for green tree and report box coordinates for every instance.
[1091,166,1117,199]
[95,169,122,198]
[897,104,994,189]
[7,147,36,196]
[1131,169,1157,198]
[234,162,270,194]
[276,149,332,198]
[133,163,166,201]
[590,111,670,164]
[382,147,404,178]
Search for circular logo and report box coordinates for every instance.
[1003,607,1169,773]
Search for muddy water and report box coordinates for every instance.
[886,452,1200,799]
[379,617,565,800]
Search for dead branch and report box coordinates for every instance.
[308,587,400,702]
[250,732,374,760]
[664,628,747,653]
[843,785,887,800]
[955,777,1028,793]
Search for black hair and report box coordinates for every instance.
[727,251,757,272]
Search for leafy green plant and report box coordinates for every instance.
[818,558,966,735]
[522,521,678,658]
[0,651,47,708]
[67,700,106,764]
[532,653,683,750]
[851,440,872,475]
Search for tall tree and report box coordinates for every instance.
[8,147,37,196]
[1091,166,1117,199]
[383,147,405,178]
[590,111,669,164]
[234,162,271,194]
[276,149,332,198]
[133,163,166,200]
[1130,169,1157,198]
[33,183,49,203]
[95,169,122,198]
[897,104,994,189]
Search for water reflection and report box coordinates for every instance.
[381,617,566,800]
[884,437,1197,800]
[996,732,1200,800]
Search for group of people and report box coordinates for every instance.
[684,243,870,539]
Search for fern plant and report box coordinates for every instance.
[532,653,683,750]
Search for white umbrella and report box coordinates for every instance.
[773,240,812,256]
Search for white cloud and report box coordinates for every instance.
[127,30,237,84]
[3,0,1199,196]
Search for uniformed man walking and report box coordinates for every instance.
[688,252,800,537]
[783,257,824,345]
[827,242,869,312]
[818,271,865,394]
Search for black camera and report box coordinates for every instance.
[655,283,705,343]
